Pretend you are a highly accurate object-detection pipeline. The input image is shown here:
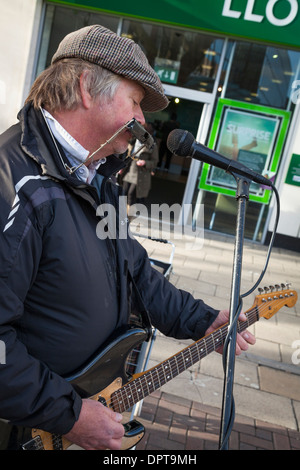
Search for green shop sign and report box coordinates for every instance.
[50,0,300,48]
[154,58,180,85]
[285,153,300,186]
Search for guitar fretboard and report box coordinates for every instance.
[111,308,259,413]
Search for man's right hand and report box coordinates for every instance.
[64,398,125,450]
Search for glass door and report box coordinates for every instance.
[120,19,230,213]
[143,96,204,208]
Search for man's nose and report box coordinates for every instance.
[136,107,145,126]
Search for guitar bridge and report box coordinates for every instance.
[122,420,145,450]
[22,435,43,450]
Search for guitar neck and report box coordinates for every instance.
[111,306,259,413]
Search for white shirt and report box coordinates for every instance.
[42,108,106,184]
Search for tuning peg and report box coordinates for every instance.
[258,287,264,294]
[281,283,286,290]
[264,286,270,293]
[269,285,275,292]
[275,284,280,291]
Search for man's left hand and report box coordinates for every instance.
[205,309,256,355]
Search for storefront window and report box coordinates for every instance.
[225,42,300,110]
[192,40,300,242]
[36,5,299,243]
[121,20,225,92]
[37,5,120,71]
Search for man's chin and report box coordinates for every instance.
[114,143,130,156]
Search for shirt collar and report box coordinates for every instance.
[41,108,106,183]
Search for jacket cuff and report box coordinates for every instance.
[191,306,220,341]
[33,390,82,436]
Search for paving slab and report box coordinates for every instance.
[258,366,300,401]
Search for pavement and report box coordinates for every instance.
[128,223,300,451]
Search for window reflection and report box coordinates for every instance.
[43,6,119,67]
[225,42,300,109]
[121,20,225,92]
[37,5,300,243]
[40,6,300,112]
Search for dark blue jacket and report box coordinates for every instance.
[0,104,218,435]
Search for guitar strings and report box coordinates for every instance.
[29,298,270,450]
[104,296,292,413]
[30,291,294,449]
[108,304,272,411]
[28,308,258,449]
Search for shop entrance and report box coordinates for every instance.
[144,96,204,208]
[37,4,298,243]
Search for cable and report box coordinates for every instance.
[219,297,242,450]
[241,183,280,299]
[219,183,280,450]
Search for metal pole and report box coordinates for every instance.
[219,177,250,450]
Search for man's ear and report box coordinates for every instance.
[79,71,93,109]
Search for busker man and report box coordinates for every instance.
[0,25,255,450]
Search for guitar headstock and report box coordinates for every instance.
[254,283,298,320]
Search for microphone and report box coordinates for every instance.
[167,129,273,187]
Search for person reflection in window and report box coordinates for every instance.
[157,112,179,171]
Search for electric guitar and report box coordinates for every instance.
[1,284,297,450]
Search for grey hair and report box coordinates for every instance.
[26,58,122,112]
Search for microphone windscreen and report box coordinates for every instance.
[167,129,194,156]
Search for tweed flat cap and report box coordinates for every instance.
[51,25,169,112]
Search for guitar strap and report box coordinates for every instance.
[127,269,153,341]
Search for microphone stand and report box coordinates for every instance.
[219,175,250,450]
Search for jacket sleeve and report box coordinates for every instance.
[131,238,219,341]
[0,201,81,435]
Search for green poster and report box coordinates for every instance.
[208,108,279,192]
[199,99,290,203]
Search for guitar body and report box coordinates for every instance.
[0,326,148,450]
[65,326,148,397]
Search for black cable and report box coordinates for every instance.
[219,297,242,450]
[241,183,280,299]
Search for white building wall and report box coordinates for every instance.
[0,0,42,133]
[269,109,300,239]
